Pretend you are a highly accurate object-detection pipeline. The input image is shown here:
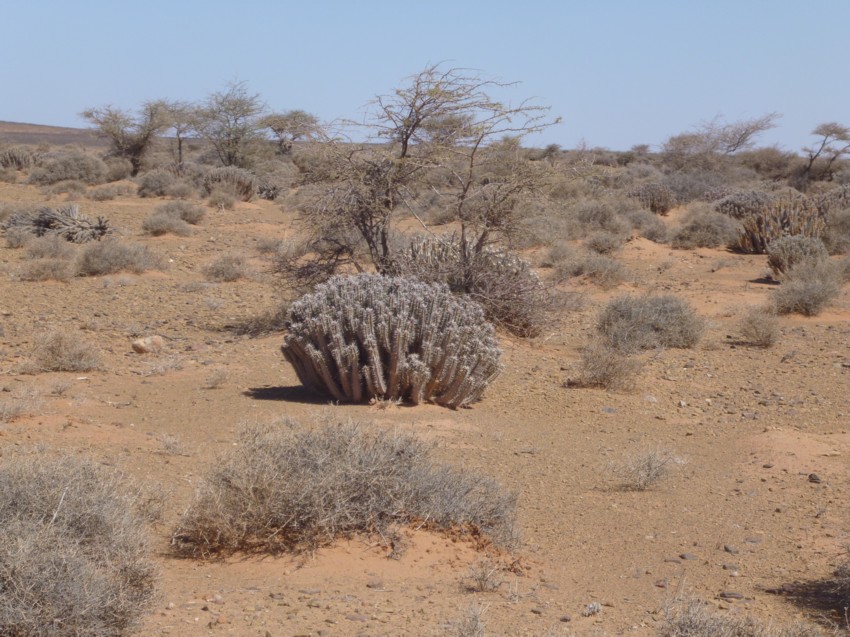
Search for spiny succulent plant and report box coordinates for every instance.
[766,235,829,277]
[627,182,677,215]
[282,273,503,408]
[2,204,110,243]
[734,198,826,254]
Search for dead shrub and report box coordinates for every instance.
[156,200,205,225]
[772,261,842,316]
[207,188,236,210]
[172,417,517,556]
[0,455,157,636]
[4,226,31,248]
[141,211,192,236]
[660,598,826,637]
[766,235,829,278]
[611,447,682,490]
[0,387,42,423]
[569,340,643,390]
[822,206,850,255]
[597,294,704,352]
[18,259,74,282]
[556,252,627,289]
[28,329,102,372]
[737,306,780,347]
[77,239,161,276]
[671,204,742,249]
[23,234,76,260]
[585,231,627,254]
[203,253,249,282]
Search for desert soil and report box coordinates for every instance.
[1,180,849,637]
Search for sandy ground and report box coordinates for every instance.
[1,179,849,636]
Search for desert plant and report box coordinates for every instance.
[0,455,157,636]
[156,200,204,224]
[172,417,516,555]
[207,187,236,210]
[142,211,192,236]
[585,230,627,254]
[611,447,682,490]
[738,306,780,347]
[627,182,676,214]
[192,81,268,167]
[104,157,133,182]
[671,205,741,249]
[597,294,704,352]
[2,204,111,243]
[766,235,829,277]
[461,558,504,592]
[28,329,102,372]
[0,145,35,170]
[136,168,175,197]
[555,252,627,289]
[772,261,842,316]
[203,253,249,282]
[201,166,257,201]
[624,208,669,242]
[822,206,850,254]
[569,340,643,390]
[27,150,107,185]
[18,259,74,282]
[23,234,77,260]
[391,235,548,337]
[735,198,827,254]
[660,598,825,637]
[86,183,131,201]
[77,239,160,276]
[282,274,502,408]
[715,189,775,219]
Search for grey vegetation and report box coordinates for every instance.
[2,204,111,243]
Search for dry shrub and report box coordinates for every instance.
[164,179,196,199]
[585,231,627,254]
[570,198,633,237]
[42,179,87,196]
[570,340,643,390]
[104,157,133,182]
[835,551,850,609]
[28,329,102,372]
[0,167,17,183]
[4,226,31,248]
[660,598,826,637]
[207,188,236,210]
[201,166,256,201]
[136,169,174,197]
[448,603,487,637]
[3,204,110,244]
[627,182,677,214]
[86,182,134,201]
[0,145,35,170]
[624,208,668,242]
[172,417,517,556]
[822,207,850,255]
[27,151,106,185]
[141,211,192,236]
[598,294,704,352]
[772,261,843,316]
[23,234,76,260]
[155,200,205,225]
[715,189,775,219]
[18,259,74,282]
[556,252,627,289]
[738,306,780,347]
[77,239,160,276]
[671,204,742,249]
[766,235,829,277]
[611,447,682,490]
[203,253,249,282]
[0,387,42,423]
[226,304,289,336]
[0,455,157,637]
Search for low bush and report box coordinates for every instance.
[660,598,825,637]
[77,239,160,276]
[23,234,76,260]
[737,306,780,347]
[611,447,682,490]
[201,166,256,201]
[27,151,107,185]
[597,294,704,352]
[155,200,205,224]
[772,261,842,316]
[0,145,35,170]
[735,198,827,254]
[585,231,627,254]
[203,253,249,281]
[0,455,157,636]
[136,169,175,197]
[282,273,503,408]
[207,188,236,210]
[2,204,111,243]
[172,417,517,556]
[671,205,741,249]
[18,258,74,282]
[822,206,850,255]
[627,182,676,214]
[142,211,192,236]
[86,182,134,201]
[714,189,775,219]
[569,340,643,390]
[28,329,102,372]
[623,208,668,243]
[391,235,548,337]
[104,156,133,182]
[556,252,627,289]
[766,235,829,277]
[0,167,16,183]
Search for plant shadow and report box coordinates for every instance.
[763,578,847,627]
[243,385,332,405]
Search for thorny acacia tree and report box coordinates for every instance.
[801,122,850,183]
[260,110,320,155]
[80,101,171,176]
[288,65,558,288]
[192,81,267,167]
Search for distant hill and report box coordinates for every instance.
[0,121,107,147]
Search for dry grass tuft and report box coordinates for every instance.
[611,447,683,490]
[77,239,161,276]
[172,417,517,556]
[772,261,843,316]
[738,306,780,347]
[660,598,827,637]
[597,294,704,352]
[569,341,643,390]
[27,329,102,372]
[203,253,250,282]
[0,455,158,637]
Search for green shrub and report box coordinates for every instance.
[282,273,503,408]
[0,455,157,636]
[172,417,516,555]
[766,235,829,277]
[27,151,107,185]
[77,239,160,276]
[391,235,547,337]
[597,294,704,352]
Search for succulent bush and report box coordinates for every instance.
[714,189,774,219]
[282,274,503,408]
[627,182,677,214]
[27,151,107,185]
[2,204,110,243]
[201,166,257,201]
[0,145,35,170]
[734,198,827,254]
[391,235,547,337]
[766,235,829,277]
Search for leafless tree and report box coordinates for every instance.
[80,101,171,176]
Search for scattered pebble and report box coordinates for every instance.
[582,602,602,617]
[531,607,544,615]
[723,545,739,554]
[560,614,572,622]
[679,553,699,561]
[808,473,822,484]
[719,591,744,600]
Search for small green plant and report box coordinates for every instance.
[597,294,704,352]
[282,274,503,408]
[172,417,516,555]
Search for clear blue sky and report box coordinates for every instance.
[2,0,847,152]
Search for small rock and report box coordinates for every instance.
[679,553,699,561]
[531,607,544,615]
[345,613,369,622]
[644,395,658,403]
[723,545,739,554]
[132,335,165,354]
[762,463,774,469]
[655,579,668,588]
[719,591,744,600]
[560,614,572,622]
[664,558,682,564]
[722,564,739,571]
[678,400,687,408]
[298,588,321,595]
[366,577,384,589]
[808,473,822,484]
[602,406,616,414]
[744,536,763,544]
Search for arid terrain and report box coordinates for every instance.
[1,123,849,637]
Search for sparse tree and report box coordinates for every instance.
[192,81,266,167]
[802,121,850,182]
[163,100,195,166]
[80,101,171,176]
[260,109,320,155]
